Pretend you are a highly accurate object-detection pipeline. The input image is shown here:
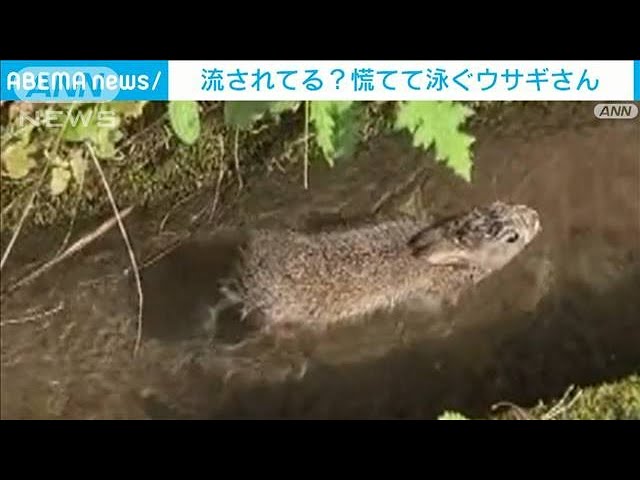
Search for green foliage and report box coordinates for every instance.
[50,164,72,196]
[394,101,475,181]
[48,149,88,196]
[529,375,640,420]
[2,128,37,179]
[221,99,367,164]
[438,411,470,420]
[218,100,475,181]
[1,101,147,197]
[223,101,300,129]
[69,149,88,185]
[110,101,148,119]
[269,101,301,115]
[62,104,123,159]
[168,101,201,145]
[309,101,360,166]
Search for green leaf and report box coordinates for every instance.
[61,105,121,151]
[2,143,37,179]
[69,149,87,185]
[109,101,147,119]
[438,411,470,420]
[332,103,361,160]
[16,124,35,147]
[309,101,359,166]
[50,166,71,196]
[223,101,301,130]
[224,101,271,129]
[168,101,201,145]
[62,119,98,142]
[394,101,475,181]
[63,116,120,159]
[269,101,301,114]
[100,127,121,158]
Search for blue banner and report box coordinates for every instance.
[0,60,168,102]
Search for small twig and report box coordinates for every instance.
[541,385,582,420]
[2,205,134,296]
[0,301,64,327]
[249,123,271,135]
[0,166,48,272]
[158,191,200,233]
[304,100,310,190]
[233,127,243,190]
[491,401,533,420]
[371,166,427,215]
[54,171,85,257]
[86,143,144,358]
[51,104,77,155]
[269,133,316,175]
[284,132,315,160]
[208,135,227,223]
[1,191,22,220]
[491,384,583,421]
[137,236,188,271]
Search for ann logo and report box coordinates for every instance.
[594,103,638,119]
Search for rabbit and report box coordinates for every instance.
[215,201,541,332]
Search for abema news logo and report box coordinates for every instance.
[0,60,169,102]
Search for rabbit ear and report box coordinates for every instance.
[408,227,469,266]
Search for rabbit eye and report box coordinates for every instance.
[505,232,520,243]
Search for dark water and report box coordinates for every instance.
[1,103,638,419]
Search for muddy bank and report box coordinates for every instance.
[1,103,639,419]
